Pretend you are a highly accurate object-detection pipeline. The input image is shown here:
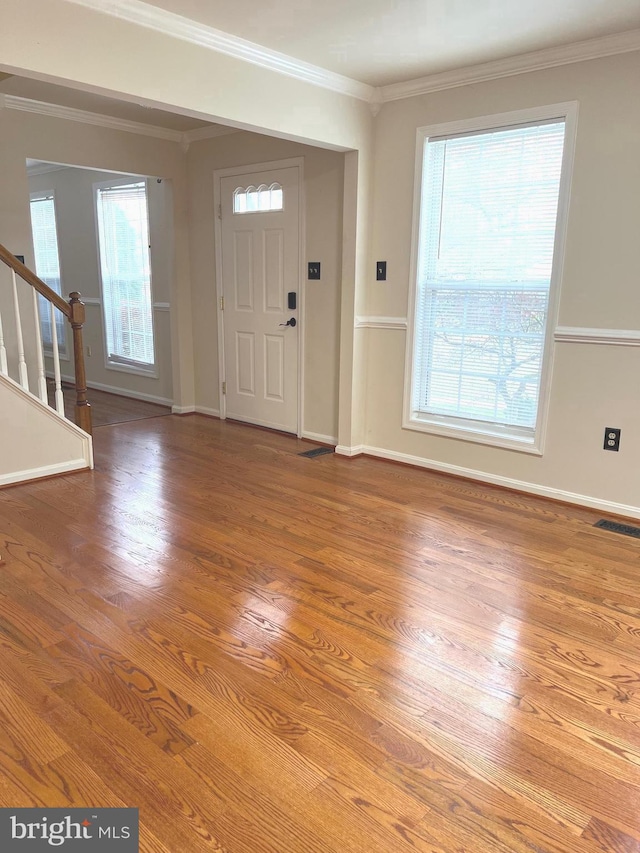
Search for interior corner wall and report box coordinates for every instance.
[28,167,174,404]
[365,51,640,514]
[187,132,344,442]
[0,107,195,409]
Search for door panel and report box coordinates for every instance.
[264,230,284,312]
[220,166,299,433]
[236,332,255,396]
[264,335,285,401]
[233,232,254,311]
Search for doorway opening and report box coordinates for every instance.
[26,159,175,426]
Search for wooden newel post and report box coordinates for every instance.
[69,292,92,435]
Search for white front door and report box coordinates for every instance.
[219,166,300,434]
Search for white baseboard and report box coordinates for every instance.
[301,431,337,446]
[335,444,365,457]
[347,444,640,520]
[171,406,220,417]
[58,374,173,407]
[87,381,172,406]
[0,458,89,488]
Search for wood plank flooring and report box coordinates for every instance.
[1,415,640,852]
[47,380,171,427]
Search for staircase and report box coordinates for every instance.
[0,244,93,486]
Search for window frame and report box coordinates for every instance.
[93,176,157,378]
[403,102,578,455]
[29,188,69,360]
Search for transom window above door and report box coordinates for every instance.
[233,183,283,214]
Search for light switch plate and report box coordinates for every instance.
[308,262,321,280]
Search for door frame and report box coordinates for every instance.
[213,157,305,437]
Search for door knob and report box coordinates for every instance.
[279,317,297,327]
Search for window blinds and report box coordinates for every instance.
[29,194,66,351]
[413,120,566,432]
[95,181,154,367]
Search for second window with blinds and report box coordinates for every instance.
[404,103,577,453]
[29,191,67,356]
[94,179,156,374]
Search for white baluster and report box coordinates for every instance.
[0,301,7,374]
[32,288,48,403]
[11,270,29,390]
[50,302,65,417]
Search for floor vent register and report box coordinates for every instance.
[594,518,640,539]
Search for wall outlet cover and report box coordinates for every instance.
[603,427,621,451]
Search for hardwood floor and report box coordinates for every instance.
[47,380,171,427]
[1,415,639,852]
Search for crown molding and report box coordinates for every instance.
[378,28,640,103]
[183,125,240,143]
[22,3,640,113]
[4,94,239,147]
[5,94,184,140]
[65,0,374,102]
[26,162,67,176]
[179,124,240,152]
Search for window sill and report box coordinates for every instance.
[106,360,158,379]
[44,349,70,362]
[403,412,543,455]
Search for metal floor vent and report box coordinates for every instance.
[594,519,640,539]
[298,446,334,458]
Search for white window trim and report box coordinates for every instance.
[403,101,579,455]
[29,188,70,362]
[93,176,158,378]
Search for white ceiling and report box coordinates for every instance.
[141,0,640,86]
[2,0,639,129]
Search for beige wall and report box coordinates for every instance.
[364,51,640,513]
[0,107,195,408]
[28,167,174,404]
[187,132,344,440]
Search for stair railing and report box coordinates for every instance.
[0,243,92,435]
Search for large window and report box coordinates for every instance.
[29,192,66,354]
[95,179,155,372]
[405,105,576,452]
